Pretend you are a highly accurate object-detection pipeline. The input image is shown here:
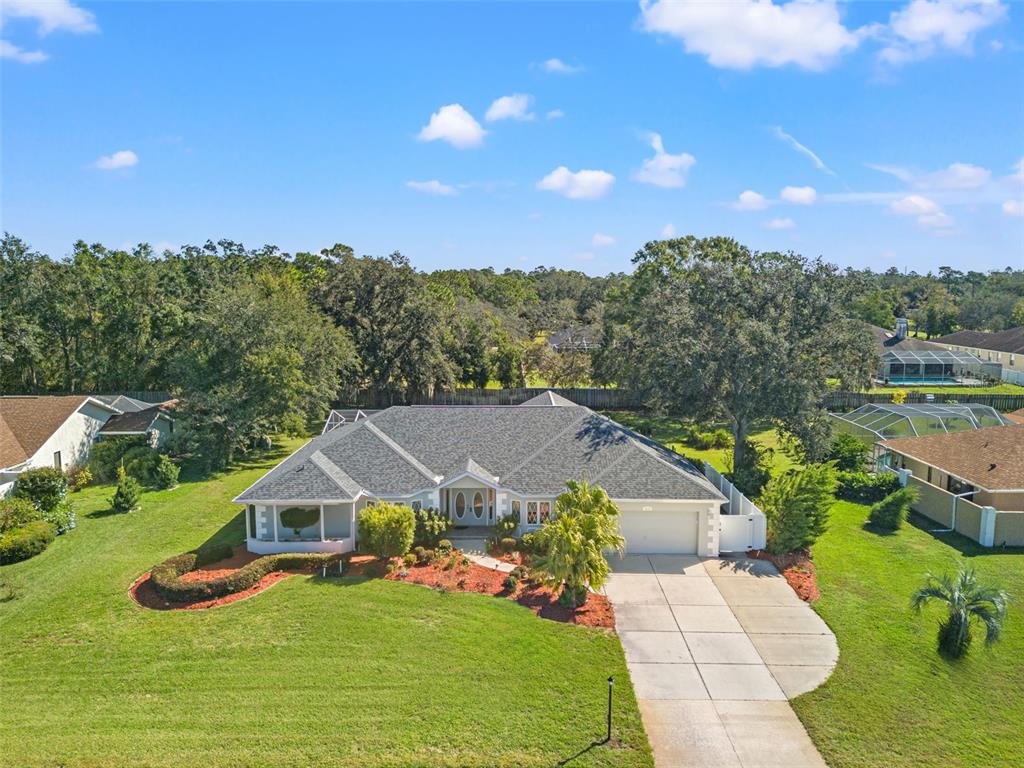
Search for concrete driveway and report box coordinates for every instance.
[606,555,837,768]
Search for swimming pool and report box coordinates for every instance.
[883,378,963,385]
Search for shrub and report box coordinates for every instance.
[518,532,538,554]
[499,537,518,554]
[122,446,161,485]
[154,455,180,489]
[385,561,399,575]
[13,467,68,514]
[66,465,93,492]
[436,538,453,555]
[412,546,427,564]
[413,507,451,548]
[279,506,320,536]
[836,471,901,503]
[443,555,457,570]
[358,503,415,558]
[422,548,435,563]
[502,572,518,591]
[43,498,76,535]
[109,464,142,514]
[511,565,528,581]
[868,486,919,531]
[0,520,56,564]
[0,498,40,534]
[399,567,409,579]
[403,553,417,567]
[761,463,838,555]
[828,433,868,472]
[89,436,148,483]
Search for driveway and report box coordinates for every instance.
[606,555,837,768]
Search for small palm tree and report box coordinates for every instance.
[532,481,625,608]
[911,566,1009,659]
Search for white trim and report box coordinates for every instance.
[439,469,500,488]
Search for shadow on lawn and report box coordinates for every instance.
[908,513,1024,557]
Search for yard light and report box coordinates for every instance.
[605,675,614,744]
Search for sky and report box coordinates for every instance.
[1,0,1023,276]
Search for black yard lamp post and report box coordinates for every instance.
[605,675,614,743]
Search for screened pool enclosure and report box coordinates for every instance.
[878,348,1000,384]
[830,403,1011,442]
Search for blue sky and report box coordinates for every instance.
[2,1,1022,275]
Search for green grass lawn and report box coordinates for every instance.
[868,383,1024,395]
[0,440,651,768]
[794,501,1024,768]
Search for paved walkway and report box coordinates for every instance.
[605,554,836,768]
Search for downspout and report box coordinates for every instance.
[930,491,974,534]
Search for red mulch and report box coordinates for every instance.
[130,570,292,611]
[749,548,820,602]
[384,559,615,629]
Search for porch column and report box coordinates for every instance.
[319,504,326,541]
[244,506,251,540]
[273,504,279,543]
[351,503,357,547]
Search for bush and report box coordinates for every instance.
[0,498,40,534]
[836,471,901,503]
[422,548,436,563]
[154,455,180,489]
[279,506,320,535]
[66,465,93,492]
[413,546,428,564]
[436,538,453,554]
[122,446,161,485]
[42,498,76,535]
[499,537,518,554]
[413,507,451,548]
[511,565,528,581]
[358,503,415,558]
[149,546,337,602]
[89,436,149,483]
[502,573,518,591]
[0,520,56,564]
[109,464,142,514]
[443,554,457,570]
[868,486,919,531]
[517,532,540,555]
[403,553,417,567]
[828,433,868,472]
[13,467,68,514]
[761,463,838,555]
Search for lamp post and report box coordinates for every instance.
[605,675,614,743]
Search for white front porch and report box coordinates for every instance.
[245,501,360,555]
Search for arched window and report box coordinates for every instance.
[455,492,466,518]
[473,491,484,518]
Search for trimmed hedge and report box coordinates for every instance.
[149,546,338,603]
[0,521,56,564]
[836,471,901,504]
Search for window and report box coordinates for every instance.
[411,500,422,512]
[53,451,62,470]
[947,476,975,498]
[248,505,257,538]
[927,466,932,484]
[527,501,538,525]
[539,501,551,523]
[455,492,466,518]
[511,500,521,523]
[473,491,484,518]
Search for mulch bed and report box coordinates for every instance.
[749,548,820,602]
[131,569,292,611]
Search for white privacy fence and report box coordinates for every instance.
[704,462,768,552]
[1002,369,1024,386]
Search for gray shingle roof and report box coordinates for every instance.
[234,394,723,503]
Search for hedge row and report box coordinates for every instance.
[835,471,902,504]
[0,521,56,565]
[149,545,338,603]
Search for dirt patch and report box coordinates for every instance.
[749,548,820,603]
[385,558,615,629]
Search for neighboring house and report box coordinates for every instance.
[234,391,729,556]
[879,425,1024,547]
[0,396,121,496]
[932,327,1024,375]
[548,326,600,353]
[95,395,175,447]
[869,319,997,383]
[1005,408,1024,425]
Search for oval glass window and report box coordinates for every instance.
[455,492,466,518]
[473,491,484,518]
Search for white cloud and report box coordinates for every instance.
[780,185,817,205]
[485,94,535,122]
[638,0,860,71]
[546,109,565,120]
[94,150,138,170]
[1009,158,1024,182]
[536,166,615,200]
[765,217,795,230]
[541,58,583,74]
[406,180,458,196]
[633,132,696,189]
[592,233,616,248]
[1,0,98,35]
[771,126,835,175]
[417,104,486,149]
[880,0,1007,64]
[733,190,768,211]
[662,223,677,237]
[1002,200,1024,217]
[868,161,991,189]
[0,38,46,62]
[890,194,954,230]
[151,241,177,254]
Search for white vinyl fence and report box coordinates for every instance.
[704,462,768,552]
[1002,369,1024,387]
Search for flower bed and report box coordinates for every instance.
[749,548,820,602]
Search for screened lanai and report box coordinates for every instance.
[878,348,999,384]
[830,403,1011,443]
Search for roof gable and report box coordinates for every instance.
[0,396,114,469]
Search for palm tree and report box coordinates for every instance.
[531,481,625,608]
[911,566,1009,659]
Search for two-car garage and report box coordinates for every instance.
[615,500,704,555]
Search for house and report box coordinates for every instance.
[234,392,731,556]
[869,319,997,384]
[879,425,1024,547]
[0,395,174,497]
[932,327,1024,378]
[0,396,121,496]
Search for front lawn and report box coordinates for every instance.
[794,501,1024,768]
[868,382,1024,395]
[0,440,651,768]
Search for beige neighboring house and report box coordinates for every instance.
[932,327,1024,375]
[879,425,1024,548]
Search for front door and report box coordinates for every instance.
[450,488,490,526]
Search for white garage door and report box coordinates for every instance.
[618,505,699,554]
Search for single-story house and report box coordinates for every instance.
[869,320,997,384]
[0,395,174,497]
[879,425,1024,547]
[932,326,1024,376]
[234,392,731,556]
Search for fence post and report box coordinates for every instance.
[897,468,912,487]
[979,507,997,547]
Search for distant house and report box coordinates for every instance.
[869,319,997,384]
[0,395,174,497]
[548,326,600,353]
[932,327,1024,379]
[879,425,1024,547]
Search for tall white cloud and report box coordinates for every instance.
[780,185,817,204]
[880,0,1007,64]
[417,104,486,149]
[485,94,535,122]
[733,190,767,211]
[94,150,138,170]
[406,180,458,196]
[1,0,98,35]
[537,166,615,200]
[633,133,696,189]
[638,0,860,71]
[0,39,47,62]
